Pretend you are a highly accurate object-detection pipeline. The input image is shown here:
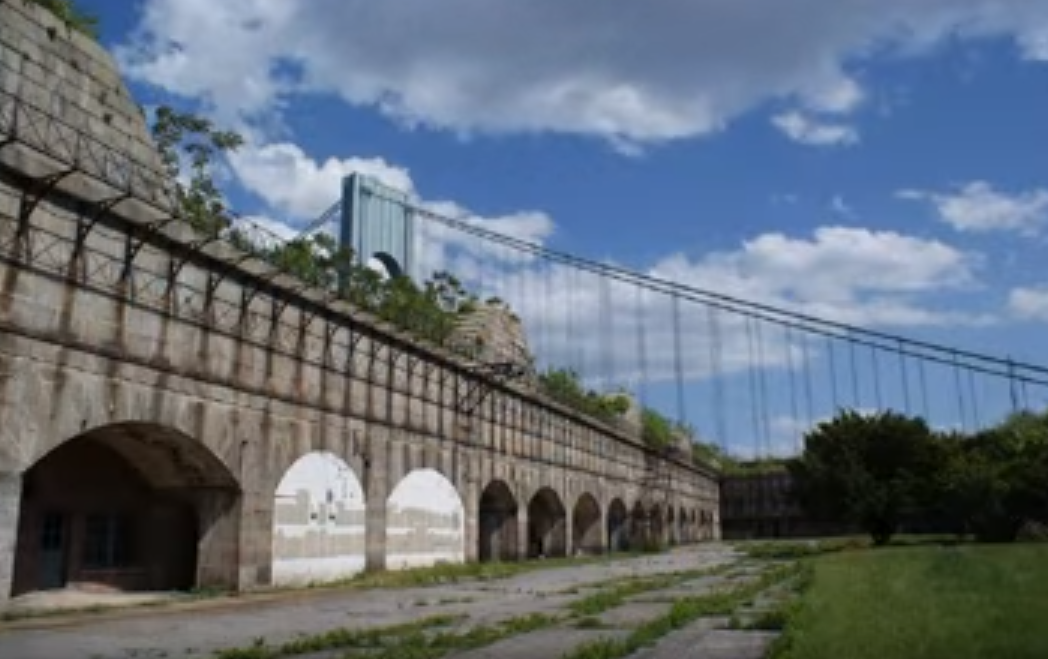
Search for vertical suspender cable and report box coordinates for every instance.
[967,368,981,430]
[898,339,912,415]
[754,320,772,456]
[785,325,802,453]
[952,352,968,432]
[636,285,649,407]
[827,336,840,414]
[706,306,728,452]
[672,292,686,426]
[745,316,762,457]
[871,345,884,411]
[800,330,815,428]
[848,332,860,409]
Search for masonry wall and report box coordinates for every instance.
[0,0,720,602]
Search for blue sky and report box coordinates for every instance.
[80,0,1048,455]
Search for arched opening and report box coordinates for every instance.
[667,506,677,546]
[678,506,687,544]
[272,451,365,587]
[478,480,518,562]
[630,501,648,550]
[11,423,239,598]
[571,493,602,555]
[606,498,628,553]
[527,488,566,558]
[386,469,464,570]
[367,252,403,279]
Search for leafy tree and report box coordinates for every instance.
[150,106,245,236]
[788,409,940,545]
[28,0,99,38]
[937,411,1048,542]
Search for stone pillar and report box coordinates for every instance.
[562,509,574,557]
[195,489,241,591]
[0,473,22,601]
[462,468,478,563]
[364,441,389,571]
[517,506,529,561]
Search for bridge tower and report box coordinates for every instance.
[340,173,418,281]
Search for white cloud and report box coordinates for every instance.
[116,0,1048,147]
[771,111,859,147]
[230,142,414,221]
[651,226,979,311]
[1009,286,1048,322]
[506,225,987,395]
[898,181,1048,235]
[829,195,856,218]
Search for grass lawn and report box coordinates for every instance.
[778,543,1048,659]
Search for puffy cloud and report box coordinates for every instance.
[771,111,859,147]
[230,142,414,221]
[117,0,1048,146]
[1009,286,1048,322]
[898,181,1048,235]
[650,226,979,310]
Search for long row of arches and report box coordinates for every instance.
[6,425,717,598]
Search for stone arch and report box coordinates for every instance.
[678,506,688,544]
[479,480,518,562]
[527,487,567,558]
[606,498,629,552]
[571,493,602,555]
[10,422,240,598]
[271,451,365,587]
[386,469,464,570]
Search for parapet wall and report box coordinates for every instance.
[0,0,170,208]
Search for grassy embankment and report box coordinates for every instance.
[773,542,1048,659]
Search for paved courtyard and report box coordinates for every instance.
[0,544,791,659]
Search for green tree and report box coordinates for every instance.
[938,411,1048,542]
[151,106,245,236]
[788,409,940,545]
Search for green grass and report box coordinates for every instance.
[773,544,1048,659]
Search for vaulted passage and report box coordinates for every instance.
[11,423,239,597]
[572,493,602,555]
[386,469,464,570]
[667,506,677,545]
[607,498,629,552]
[478,480,518,562]
[528,487,566,558]
[272,452,365,587]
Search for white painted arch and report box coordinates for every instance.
[385,468,465,570]
[271,451,366,586]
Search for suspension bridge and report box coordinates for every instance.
[1,0,1046,604]
[241,173,1048,463]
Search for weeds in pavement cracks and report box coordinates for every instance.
[210,612,558,659]
[561,562,803,659]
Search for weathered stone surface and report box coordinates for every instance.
[0,0,721,602]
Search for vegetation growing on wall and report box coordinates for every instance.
[148,100,712,466]
[26,0,99,38]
